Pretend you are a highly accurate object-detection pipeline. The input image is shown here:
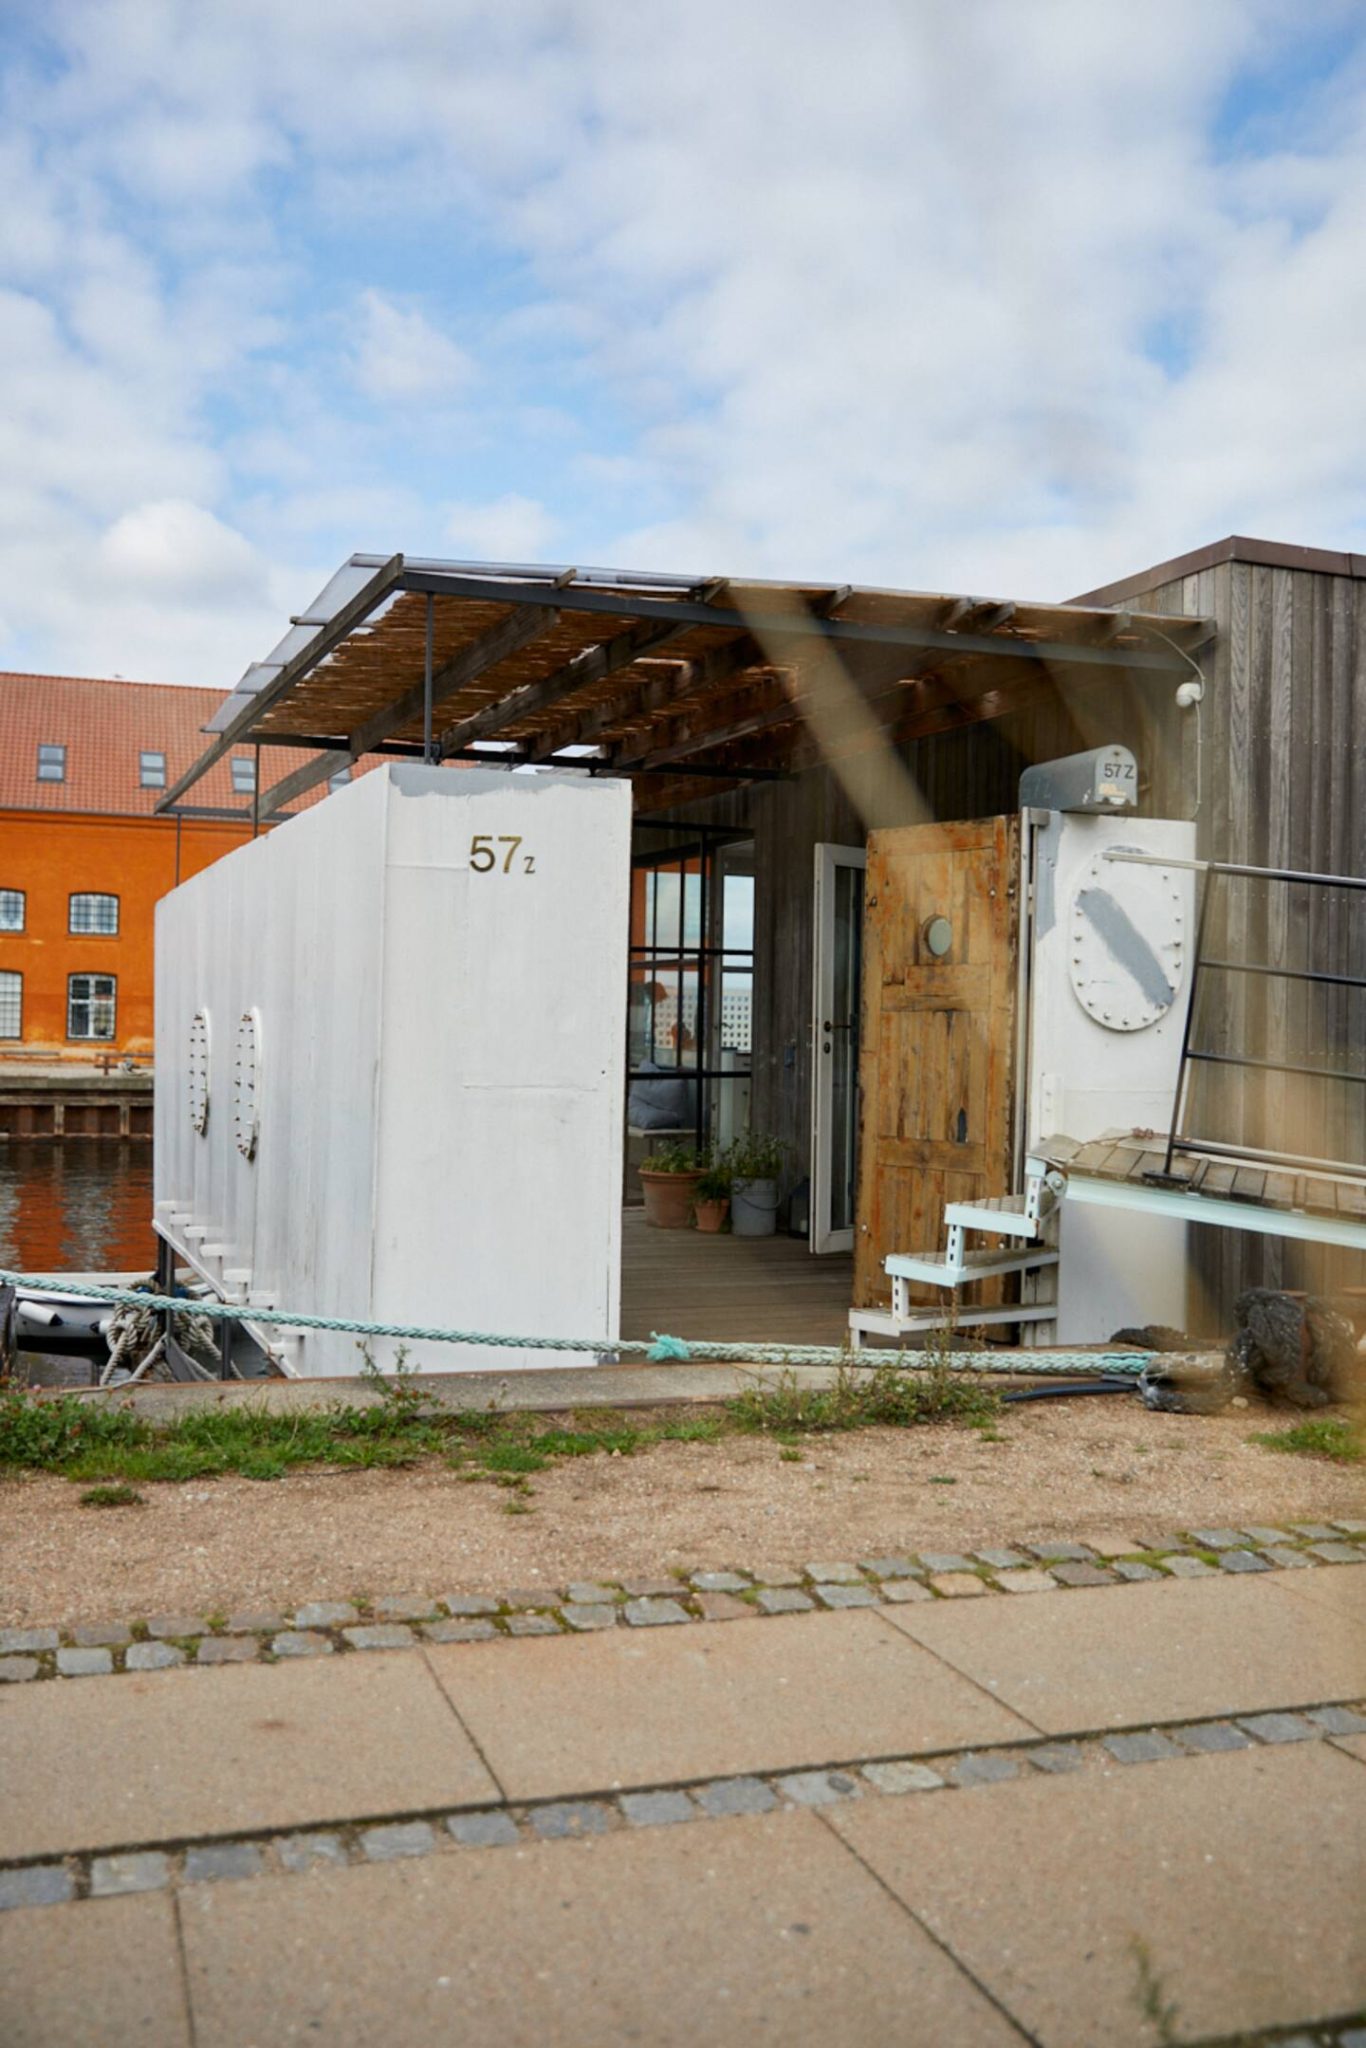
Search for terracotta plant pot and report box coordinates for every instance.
[693,1197,730,1234]
[639,1168,706,1229]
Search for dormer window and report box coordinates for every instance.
[37,743,66,783]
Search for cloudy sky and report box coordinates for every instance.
[3,0,1364,687]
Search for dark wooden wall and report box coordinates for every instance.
[1110,558,1366,1322]
[646,553,1366,1330]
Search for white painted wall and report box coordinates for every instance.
[1026,812,1197,1343]
[155,765,631,1374]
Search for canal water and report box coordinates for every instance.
[0,1140,157,1274]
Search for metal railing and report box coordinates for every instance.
[1102,851,1366,1182]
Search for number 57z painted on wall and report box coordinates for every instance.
[470,834,536,874]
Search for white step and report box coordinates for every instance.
[849,1302,1057,1344]
[886,1247,1060,1289]
[943,1195,1046,1240]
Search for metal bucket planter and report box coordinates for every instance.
[693,1197,730,1234]
[731,1177,780,1237]
[640,1169,706,1229]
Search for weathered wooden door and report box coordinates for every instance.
[853,817,1020,1308]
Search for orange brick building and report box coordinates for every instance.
[0,672,359,1063]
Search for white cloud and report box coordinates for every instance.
[444,492,557,562]
[0,0,1363,693]
[351,290,475,403]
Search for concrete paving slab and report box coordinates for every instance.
[180,1808,1023,2047]
[829,1742,1366,2047]
[0,1892,190,2046]
[880,1573,1366,1734]
[0,1650,499,1861]
[427,1609,1036,1800]
[1256,1558,1366,1624]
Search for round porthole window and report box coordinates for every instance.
[188,1009,211,1136]
[1069,854,1184,1031]
[923,915,953,959]
[233,1009,262,1161]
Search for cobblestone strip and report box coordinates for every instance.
[1,1700,1362,1915]
[2,1522,1362,1686]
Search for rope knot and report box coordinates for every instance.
[647,1331,692,1362]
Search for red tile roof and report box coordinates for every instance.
[0,672,367,818]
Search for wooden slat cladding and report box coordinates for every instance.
[1114,560,1366,1317]
[852,817,1019,1309]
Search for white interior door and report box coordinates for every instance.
[810,843,866,1253]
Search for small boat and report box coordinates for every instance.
[13,1289,114,1357]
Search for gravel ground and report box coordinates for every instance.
[1,1399,1360,1628]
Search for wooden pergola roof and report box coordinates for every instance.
[161,555,1214,819]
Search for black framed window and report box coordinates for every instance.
[140,750,167,789]
[0,889,24,932]
[37,743,66,783]
[68,973,116,1040]
[0,971,20,1038]
[69,893,119,935]
[628,825,755,1153]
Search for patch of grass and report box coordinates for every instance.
[78,1482,143,1509]
[778,1446,803,1463]
[480,1441,549,1475]
[0,1347,998,1489]
[656,1416,723,1444]
[1251,1416,1362,1464]
[726,1360,997,1438]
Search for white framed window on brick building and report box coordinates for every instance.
[70,893,120,935]
[0,971,21,1038]
[68,973,116,1040]
[0,889,24,932]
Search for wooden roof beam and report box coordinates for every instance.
[526,635,765,762]
[611,686,801,772]
[156,552,404,814]
[257,602,559,815]
[436,614,697,758]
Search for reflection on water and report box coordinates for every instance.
[0,1140,156,1274]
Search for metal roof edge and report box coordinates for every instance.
[1071,535,1366,607]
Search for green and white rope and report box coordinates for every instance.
[0,1270,1152,1377]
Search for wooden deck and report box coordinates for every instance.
[1040,1131,1366,1224]
[619,1208,853,1347]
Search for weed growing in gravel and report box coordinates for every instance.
[78,1483,143,1509]
[0,1355,995,1488]
[1250,1415,1362,1463]
[726,1360,996,1437]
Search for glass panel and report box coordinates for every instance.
[0,890,24,932]
[720,969,752,1054]
[681,864,703,947]
[0,971,20,1037]
[68,975,116,1040]
[70,894,119,935]
[722,871,754,951]
[829,861,863,1233]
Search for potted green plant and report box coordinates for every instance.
[692,1161,732,1234]
[723,1132,788,1238]
[638,1141,708,1229]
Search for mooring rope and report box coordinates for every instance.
[0,1269,1153,1377]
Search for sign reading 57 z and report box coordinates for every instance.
[470,834,536,874]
